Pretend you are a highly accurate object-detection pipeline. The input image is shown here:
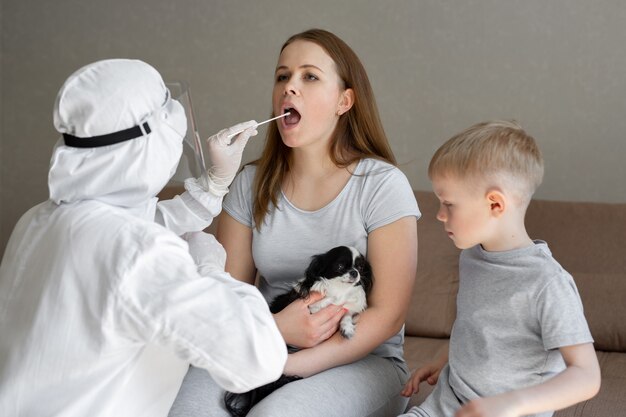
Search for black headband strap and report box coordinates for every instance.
[63,122,152,148]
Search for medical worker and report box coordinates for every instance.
[0,59,287,417]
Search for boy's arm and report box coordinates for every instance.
[455,343,600,417]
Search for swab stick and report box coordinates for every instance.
[226,112,291,139]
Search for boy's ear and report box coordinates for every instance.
[486,189,506,218]
[337,88,354,116]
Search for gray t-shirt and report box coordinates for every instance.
[223,158,421,359]
[415,241,593,417]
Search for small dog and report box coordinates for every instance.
[224,246,373,416]
[269,245,373,338]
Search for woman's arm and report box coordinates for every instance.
[216,211,257,284]
[284,215,418,377]
[455,343,600,417]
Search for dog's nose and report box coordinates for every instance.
[349,269,358,278]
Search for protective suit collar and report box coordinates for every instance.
[48,59,187,208]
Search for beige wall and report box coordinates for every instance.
[2,0,625,254]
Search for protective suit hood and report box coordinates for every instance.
[49,59,187,208]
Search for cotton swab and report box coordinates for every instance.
[226,112,291,139]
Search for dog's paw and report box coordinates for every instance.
[339,316,356,339]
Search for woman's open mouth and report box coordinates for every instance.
[283,107,301,126]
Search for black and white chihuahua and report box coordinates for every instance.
[224,245,374,417]
[269,245,373,338]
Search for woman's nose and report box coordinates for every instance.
[283,79,298,96]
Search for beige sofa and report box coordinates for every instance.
[158,186,626,415]
[404,190,626,416]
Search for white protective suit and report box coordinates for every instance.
[0,59,286,417]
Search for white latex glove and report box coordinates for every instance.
[204,120,258,197]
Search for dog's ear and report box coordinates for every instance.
[361,258,374,296]
[299,254,324,298]
[305,254,324,278]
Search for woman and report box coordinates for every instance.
[170,28,420,417]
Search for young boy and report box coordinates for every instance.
[399,121,600,417]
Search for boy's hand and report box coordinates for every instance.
[455,394,518,417]
[401,362,444,397]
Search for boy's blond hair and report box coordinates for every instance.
[429,120,544,206]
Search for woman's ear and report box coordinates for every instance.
[336,88,354,116]
[486,189,506,218]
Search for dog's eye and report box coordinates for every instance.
[336,264,345,272]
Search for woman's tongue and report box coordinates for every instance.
[285,109,301,125]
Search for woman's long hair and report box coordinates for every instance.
[251,28,396,229]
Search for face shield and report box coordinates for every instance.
[166,81,209,186]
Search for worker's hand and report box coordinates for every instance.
[273,292,347,348]
[401,360,445,397]
[204,120,257,197]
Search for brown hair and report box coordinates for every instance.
[429,120,544,205]
[251,28,396,229]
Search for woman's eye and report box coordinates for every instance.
[276,74,288,82]
[304,73,319,81]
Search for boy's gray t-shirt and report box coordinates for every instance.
[223,158,421,359]
[417,241,593,417]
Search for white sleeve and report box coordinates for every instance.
[155,177,224,236]
[113,230,287,393]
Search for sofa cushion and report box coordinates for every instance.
[406,191,460,338]
[571,273,626,352]
[525,198,626,275]
[403,336,448,409]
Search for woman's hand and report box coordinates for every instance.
[273,292,347,348]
